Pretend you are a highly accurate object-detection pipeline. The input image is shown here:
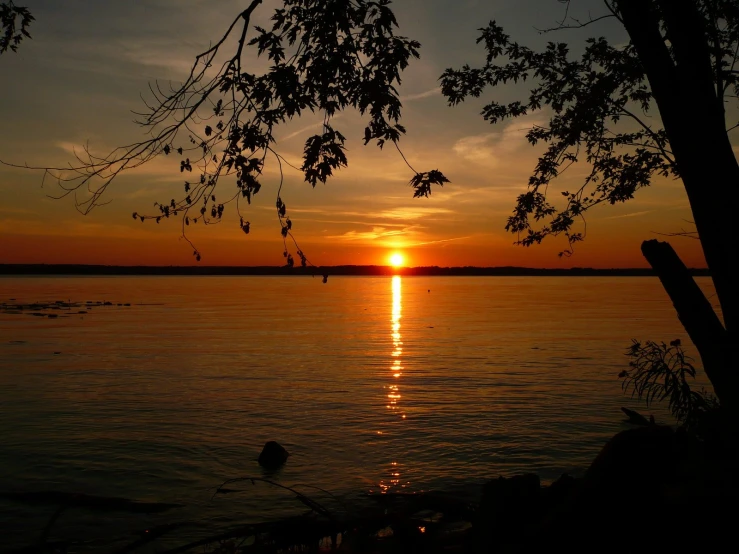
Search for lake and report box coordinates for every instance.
[0,275,715,549]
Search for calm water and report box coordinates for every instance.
[0,276,715,549]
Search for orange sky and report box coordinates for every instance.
[0,0,722,268]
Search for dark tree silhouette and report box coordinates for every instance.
[8,0,447,265]
[441,0,739,426]
[0,1,32,54]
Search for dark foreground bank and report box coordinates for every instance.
[2,424,735,554]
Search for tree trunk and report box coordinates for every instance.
[619,0,739,412]
[641,240,736,409]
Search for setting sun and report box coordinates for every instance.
[389,253,405,267]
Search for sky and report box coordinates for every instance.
[0,0,722,268]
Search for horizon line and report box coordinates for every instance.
[0,263,711,277]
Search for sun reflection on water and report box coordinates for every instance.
[379,276,405,493]
[389,276,403,409]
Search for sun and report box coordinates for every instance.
[389,253,405,267]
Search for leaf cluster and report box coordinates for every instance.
[620,339,719,431]
[301,125,347,186]
[0,1,32,54]
[441,1,739,255]
[250,0,418,149]
[409,169,449,198]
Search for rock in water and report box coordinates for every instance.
[258,441,289,468]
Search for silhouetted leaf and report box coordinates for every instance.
[409,170,449,198]
[0,1,34,54]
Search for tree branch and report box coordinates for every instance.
[640,239,735,406]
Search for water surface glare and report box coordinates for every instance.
[0,275,714,548]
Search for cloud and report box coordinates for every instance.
[604,210,653,220]
[401,87,442,102]
[53,140,213,182]
[275,206,454,222]
[0,207,35,215]
[278,114,346,142]
[372,207,453,219]
[328,226,413,241]
[279,121,325,142]
[452,115,547,166]
[275,88,441,143]
[0,217,152,239]
[408,235,474,247]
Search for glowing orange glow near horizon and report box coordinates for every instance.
[389,253,405,267]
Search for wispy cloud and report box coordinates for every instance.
[453,114,547,166]
[296,218,412,228]
[401,87,441,102]
[278,114,345,142]
[0,217,153,239]
[327,225,420,242]
[372,207,453,219]
[0,206,35,216]
[274,206,454,221]
[408,235,474,247]
[604,210,653,220]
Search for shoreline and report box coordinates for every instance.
[2,424,733,554]
[0,264,711,277]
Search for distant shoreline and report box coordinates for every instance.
[0,264,711,277]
